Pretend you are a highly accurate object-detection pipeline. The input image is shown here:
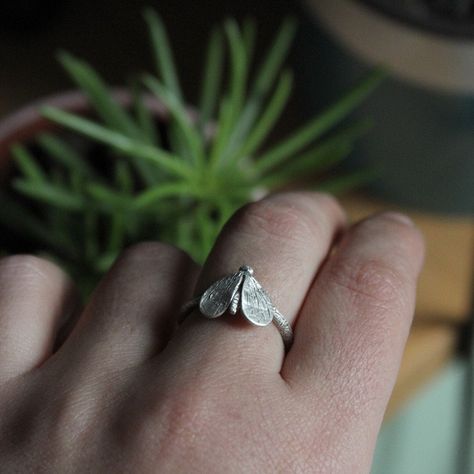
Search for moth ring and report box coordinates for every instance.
[179,265,293,350]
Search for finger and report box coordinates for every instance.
[54,242,199,373]
[0,255,76,381]
[167,192,346,375]
[283,213,424,444]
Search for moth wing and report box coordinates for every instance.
[199,272,243,318]
[241,275,274,326]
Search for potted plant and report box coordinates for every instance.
[0,8,381,297]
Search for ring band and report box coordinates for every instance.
[180,265,293,350]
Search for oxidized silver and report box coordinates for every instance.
[180,265,293,350]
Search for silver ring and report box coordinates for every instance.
[180,265,293,351]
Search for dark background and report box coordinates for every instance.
[0,0,298,117]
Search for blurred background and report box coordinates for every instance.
[0,1,473,472]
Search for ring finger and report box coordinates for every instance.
[164,191,346,374]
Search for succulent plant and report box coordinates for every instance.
[0,8,382,296]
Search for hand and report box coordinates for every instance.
[0,192,424,473]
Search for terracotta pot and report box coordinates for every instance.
[0,88,169,170]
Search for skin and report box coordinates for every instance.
[0,191,424,473]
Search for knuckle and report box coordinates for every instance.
[0,254,66,287]
[323,256,412,360]
[0,388,43,453]
[361,213,425,263]
[0,382,94,467]
[47,388,97,444]
[329,257,406,309]
[135,385,215,462]
[377,212,422,242]
[43,371,121,460]
[144,379,282,468]
[310,191,345,218]
[234,195,320,245]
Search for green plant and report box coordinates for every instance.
[0,9,382,296]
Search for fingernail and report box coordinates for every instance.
[383,212,415,227]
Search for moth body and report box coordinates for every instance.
[230,291,240,315]
[199,265,274,327]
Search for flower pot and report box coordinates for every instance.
[0,89,168,169]
[296,0,474,215]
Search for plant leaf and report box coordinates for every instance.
[224,19,248,128]
[230,70,293,164]
[86,183,131,209]
[116,83,159,185]
[0,190,76,255]
[107,210,126,254]
[144,76,204,165]
[37,133,95,177]
[251,17,297,100]
[209,97,234,169]
[195,203,215,260]
[174,217,197,262]
[133,182,199,209]
[83,210,99,261]
[315,169,378,195]
[42,106,194,180]
[129,82,162,185]
[114,159,133,194]
[59,52,141,138]
[255,70,384,173]
[131,82,159,146]
[198,27,224,129]
[262,142,352,189]
[261,119,373,187]
[143,8,183,102]
[11,145,45,182]
[232,17,296,141]
[242,18,257,65]
[13,179,85,211]
[94,252,119,273]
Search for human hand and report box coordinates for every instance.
[0,192,424,473]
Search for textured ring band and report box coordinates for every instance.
[179,265,293,351]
